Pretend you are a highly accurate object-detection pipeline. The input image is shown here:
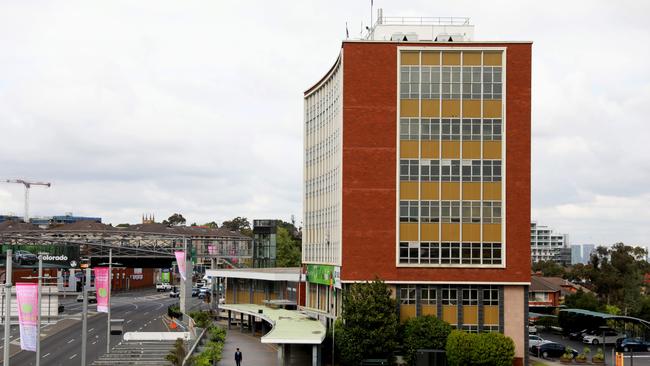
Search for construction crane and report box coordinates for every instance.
[2,179,51,223]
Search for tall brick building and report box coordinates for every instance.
[303,13,531,364]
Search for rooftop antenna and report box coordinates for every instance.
[370,0,374,30]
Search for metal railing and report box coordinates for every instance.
[379,16,470,26]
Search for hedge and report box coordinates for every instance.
[446,330,515,366]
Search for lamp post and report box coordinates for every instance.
[3,249,12,366]
[81,266,90,366]
[21,253,55,366]
[98,249,123,354]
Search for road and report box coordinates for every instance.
[1,289,197,366]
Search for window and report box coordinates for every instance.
[421,118,440,140]
[461,119,481,140]
[400,118,419,140]
[461,201,481,223]
[400,66,420,99]
[441,119,461,140]
[482,66,502,99]
[400,285,416,304]
[462,287,478,305]
[441,160,460,181]
[421,160,440,181]
[462,66,482,99]
[461,160,481,182]
[399,201,419,222]
[421,66,441,99]
[420,201,440,223]
[462,325,479,333]
[420,242,438,264]
[442,286,458,305]
[400,159,419,181]
[483,286,499,306]
[440,242,460,264]
[399,242,419,264]
[461,242,482,264]
[482,243,502,265]
[421,286,437,305]
[483,201,501,223]
[442,67,461,99]
[482,160,502,182]
[441,201,460,223]
[483,119,502,141]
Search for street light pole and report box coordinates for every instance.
[4,249,12,366]
[81,267,90,366]
[36,256,42,366]
[106,249,112,354]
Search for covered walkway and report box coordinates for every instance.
[221,303,326,366]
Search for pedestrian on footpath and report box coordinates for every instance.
[235,347,243,366]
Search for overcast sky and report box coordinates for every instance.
[1,1,648,247]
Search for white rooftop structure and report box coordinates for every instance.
[366,8,474,42]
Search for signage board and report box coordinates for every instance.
[306,264,335,286]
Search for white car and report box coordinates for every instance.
[528,324,538,334]
[583,330,625,345]
[529,335,547,348]
[156,283,172,292]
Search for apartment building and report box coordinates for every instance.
[530,222,568,263]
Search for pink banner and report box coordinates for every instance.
[175,251,186,281]
[94,267,110,313]
[16,283,38,352]
[207,245,215,255]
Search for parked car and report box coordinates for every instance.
[616,338,650,352]
[583,330,625,345]
[169,289,180,298]
[191,287,200,297]
[529,335,548,349]
[569,328,590,341]
[76,291,97,304]
[530,342,578,359]
[156,283,172,292]
[13,250,38,265]
[528,324,538,334]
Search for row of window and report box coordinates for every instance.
[400,159,502,182]
[400,200,501,223]
[400,118,502,141]
[400,66,502,100]
[305,130,340,166]
[305,169,339,198]
[399,242,503,265]
[400,285,500,306]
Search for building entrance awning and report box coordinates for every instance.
[221,304,326,344]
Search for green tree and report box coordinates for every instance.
[532,260,565,277]
[221,216,253,237]
[446,330,514,366]
[564,289,601,311]
[164,213,186,226]
[402,315,452,364]
[165,338,187,366]
[276,226,301,267]
[335,279,399,365]
[203,221,219,229]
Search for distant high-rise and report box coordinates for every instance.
[571,245,582,265]
[582,243,595,264]
[530,222,568,263]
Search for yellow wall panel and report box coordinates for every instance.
[441,100,460,117]
[483,182,502,200]
[484,223,502,242]
[463,305,479,325]
[462,223,481,242]
[421,141,440,159]
[400,223,419,241]
[401,52,420,65]
[400,99,419,117]
[483,52,503,66]
[237,290,250,304]
[421,223,439,241]
[484,305,499,325]
[483,100,502,118]
[462,182,481,200]
[422,52,440,65]
[253,291,266,305]
[462,141,481,159]
[442,305,458,325]
[441,223,460,241]
[421,100,440,117]
[462,100,481,116]
[421,182,439,200]
[442,52,461,65]
[421,304,437,317]
[400,141,419,158]
[483,141,502,159]
[400,182,419,200]
[400,304,417,322]
[441,182,460,200]
[441,141,460,159]
[226,290,234,304]
[463,52,481,66]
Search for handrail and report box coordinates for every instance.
[182,326,207,366]
[379,16,470,26]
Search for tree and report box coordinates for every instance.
[165,338,187,366]
[531,260,565,277]
[335,279,399,365]
[221,217,252,237]
[563,289,600,311]
[164,213,186,226]
[203,221,219,229]
[276,226,301,267]
[402,315,452,364]
[446,330,514,366]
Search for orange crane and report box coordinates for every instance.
[2,179,51,222]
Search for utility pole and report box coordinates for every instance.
[107,249,112,354]
[81,267,90,366]
[3,249,12,366]
[36,257,42,366]
[2,179,51,222]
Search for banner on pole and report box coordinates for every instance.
[94,267,110,313]
[16,283,38,352]
[207,245,216,255]
[175,251,186,281]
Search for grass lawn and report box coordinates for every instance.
[531,361,551,366]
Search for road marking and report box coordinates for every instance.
[92,341,97,345]
[67,339,75,344]
[88,328,94,332]
[42,353,50,358]
[144,312,149,315]
[69,353,77,359]
[126,320,132,323]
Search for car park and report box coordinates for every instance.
[583,330,625,345]
[616,338,650,352]
[529,335,547,348]
[528,324,538,334]
[569,328,590,340]
[530,342,578,359]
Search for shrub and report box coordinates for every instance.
[402,316,452,364]
[189,311,212,328]
[193,340,224,366]
[592,348,604,362]
[446,330,515,366]
[165,338,187,366]
[208,325,227,343]
[168,304,182,319]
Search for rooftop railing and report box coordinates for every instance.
[378,16,471,26]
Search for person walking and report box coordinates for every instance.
[235,347,243,366]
